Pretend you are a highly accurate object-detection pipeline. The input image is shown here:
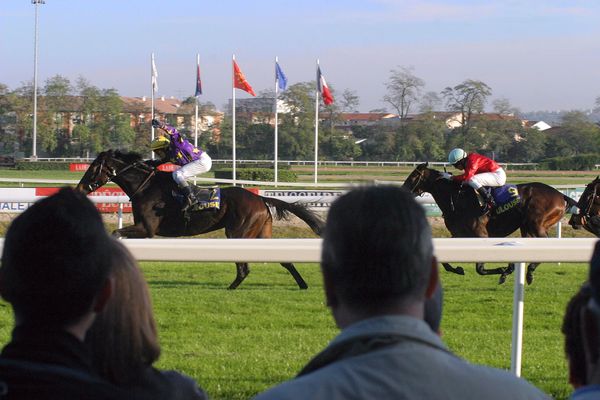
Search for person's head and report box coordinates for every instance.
[86,239,160,385]
[0,187,113,329]
[562,283,592,388]
[150,136,169,160]
[425,281,444,334]
[448,148,467,170]
[580,240,600,385]
[321,185,438,327]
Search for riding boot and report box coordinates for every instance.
[181,186,198,212]
[477,187,496,214]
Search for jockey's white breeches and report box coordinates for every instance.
[172,152,212,187]
[466,167,506,190]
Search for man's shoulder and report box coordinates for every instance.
[0,357,131,400]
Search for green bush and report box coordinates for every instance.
[539,154,600,170]
[214,168,297,182]
[15,161,72,171]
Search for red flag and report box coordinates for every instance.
[233,60,256,96]
[317,66,334,105]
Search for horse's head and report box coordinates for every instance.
[402,162,440,196]
[570,176,600,230]
[76,150,118,194]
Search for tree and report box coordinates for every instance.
[492,97,520,116]
[41,75,73,154]
[419,91,441,113]
[383,66,425,130]
[442,79,492,137]
[339,89,360,113]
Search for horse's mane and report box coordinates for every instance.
[113,150,144,164]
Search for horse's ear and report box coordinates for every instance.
[425,162,429,167]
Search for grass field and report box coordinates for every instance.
[0,165,597,398]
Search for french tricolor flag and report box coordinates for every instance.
[317,66,334,105]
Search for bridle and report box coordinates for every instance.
[407,168,427,195]
[579,181,600,218]
[87,154,156,197]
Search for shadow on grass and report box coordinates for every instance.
[149,280,314,291]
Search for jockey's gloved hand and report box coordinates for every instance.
[151,119,164,129]
[440,172,453,180]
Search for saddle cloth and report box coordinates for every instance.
[173,187,221,211]
[488,185,520,214]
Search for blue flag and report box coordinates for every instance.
[275,62,287,91]
[195,62,202,96]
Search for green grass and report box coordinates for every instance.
[0,261,586,399]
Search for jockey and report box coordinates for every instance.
[441,148,506,213]
[150,119,212,211]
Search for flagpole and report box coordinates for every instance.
[151,53,156,160]
[232,54,237,186]
[194,53,199,147]
[314,59,320,184]
[274,56,279,186]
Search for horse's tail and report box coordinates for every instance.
[262,197,324,237]
[563,194,578,213]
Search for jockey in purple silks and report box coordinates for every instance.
[150,119,212,211]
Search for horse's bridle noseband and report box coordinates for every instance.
[407,168,426,195]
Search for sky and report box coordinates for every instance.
[2,0,600,113]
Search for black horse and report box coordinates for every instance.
[76,150,324,290]
[403,162,577,284]
[569,176,600,236]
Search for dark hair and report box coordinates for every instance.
[0,187,112,327]
[321,185,433,311]
[87,239,160,385]
[562,282,592,387]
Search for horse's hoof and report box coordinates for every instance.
[498,274,507,285]
[112,231,122,239]
[526,274,534,285]
[456,267,465,275]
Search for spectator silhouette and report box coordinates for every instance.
[254,185,549,400]
[0,187,131,399]
[570,241,600,399]
[86,239,207,399]
[562,283,592,390]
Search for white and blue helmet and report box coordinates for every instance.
[448,148,467,165]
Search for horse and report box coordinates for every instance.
[402,162,578,284]
[569,176,600,237]
[75,150,324,290]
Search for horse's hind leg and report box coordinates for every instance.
[228,262,250,290]
[526,263,539,285]
[475,262,513,285]
[442,262,465,275]
[280,263,308,289]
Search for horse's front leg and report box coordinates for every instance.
[113,223,153,238]
[442,262,465,275]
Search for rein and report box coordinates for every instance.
[95,156,156,198]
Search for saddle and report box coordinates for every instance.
[478,185,520,215]
[172,186,221,211]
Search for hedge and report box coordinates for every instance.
[214,168,297,182]
[538,154,600,170]
[15,161,72,171]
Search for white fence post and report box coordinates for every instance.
[510,262,526,376]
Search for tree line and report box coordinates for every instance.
[1,69,600,165]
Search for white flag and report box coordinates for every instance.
[151,53,158,92]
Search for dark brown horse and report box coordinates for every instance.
[76,150,324,290]
[403,162,577,284]
[569,176,600,236]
